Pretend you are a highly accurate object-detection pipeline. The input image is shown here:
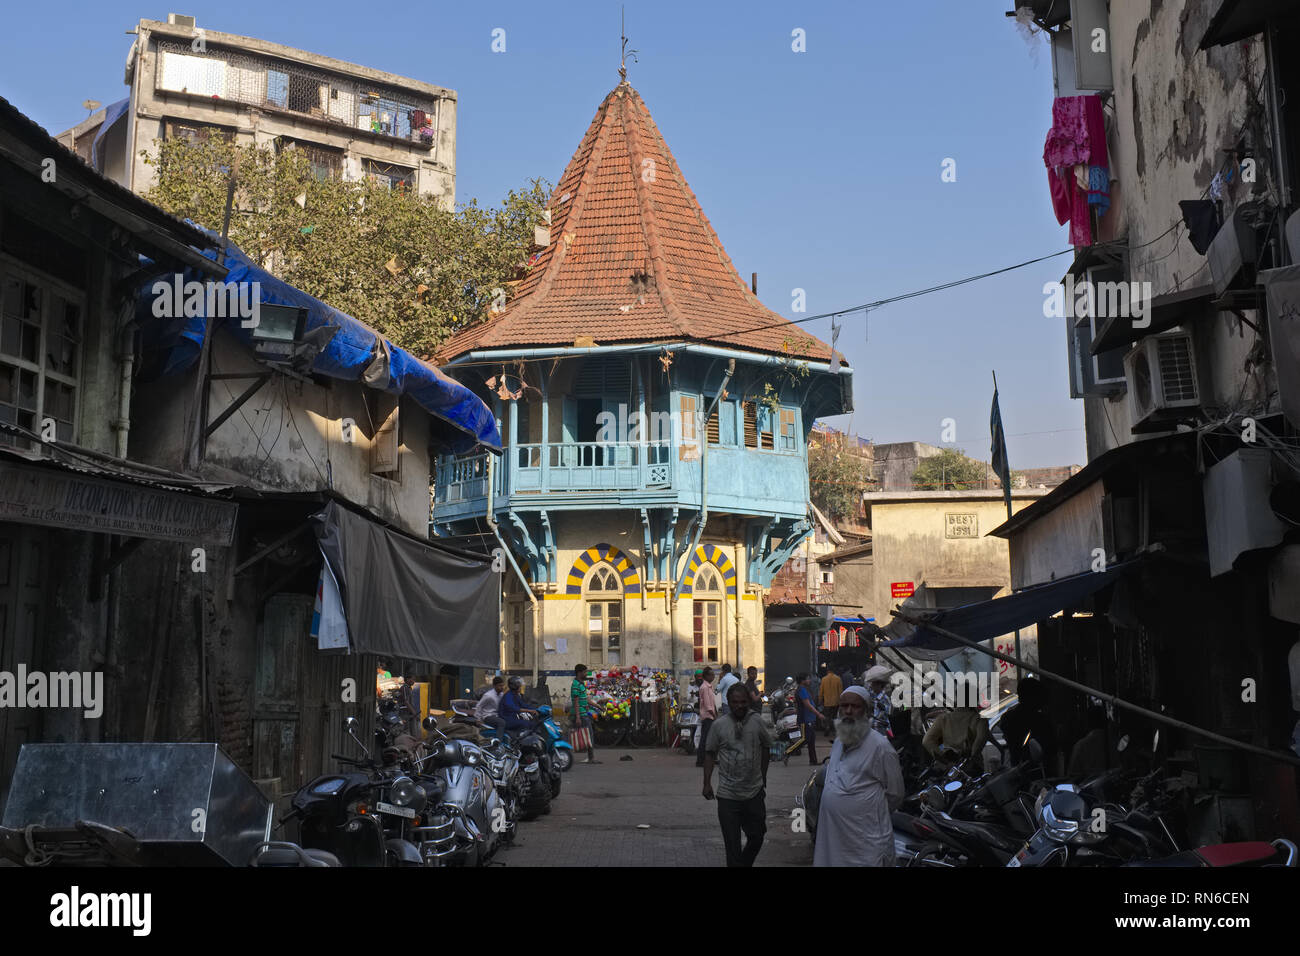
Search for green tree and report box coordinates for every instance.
[808,440,871,521]
[911,448,988,490]
[142,136,548,359]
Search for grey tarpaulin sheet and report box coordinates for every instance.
[312,500,498,666]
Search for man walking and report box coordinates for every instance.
[744,666,762,713]
[716,663,740,717]
[694,667,718,767]
[814,686,905,866]
[796,672,824,765]
[818,664,843,728]
[703,683,773,867]
[570,664,599,764]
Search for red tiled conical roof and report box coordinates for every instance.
[435,82,830,364]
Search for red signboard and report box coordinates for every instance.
[890,581,915,598]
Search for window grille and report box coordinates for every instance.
[0,257,82,447]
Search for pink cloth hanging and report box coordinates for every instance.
[1044,95,1108,247]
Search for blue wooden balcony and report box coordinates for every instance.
[434,440,674,521]
[433,438,808,528]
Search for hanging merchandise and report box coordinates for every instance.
[579,665,676,722]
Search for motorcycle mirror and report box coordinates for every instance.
[422,715,438,731]
[1117,734,1129,753]
[344,715,370,758]
[1027,738,1044,762]
[943,780,963,793]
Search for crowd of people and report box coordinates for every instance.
[468,659,1093,869]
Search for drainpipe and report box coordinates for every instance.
[671,359,734,605]
[639,509,651,612]
[734,542,744,670]
[485,454,537,679]
[669,359,734,688]
[113,311,135,459]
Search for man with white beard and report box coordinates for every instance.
[813,686,905,867]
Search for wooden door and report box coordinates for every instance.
[252,594,311,786]
[0,523,46,812]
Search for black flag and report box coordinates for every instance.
[990,374,1012,517]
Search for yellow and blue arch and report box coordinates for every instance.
[565,543,642,596]
[681,545,737,596]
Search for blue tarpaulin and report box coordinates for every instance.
[138,238,501,454]
[882,561,1134,660]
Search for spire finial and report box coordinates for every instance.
[620,6,637,82]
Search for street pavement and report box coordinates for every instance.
[498,744,822,867]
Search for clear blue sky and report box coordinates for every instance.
[2,1,1086,468]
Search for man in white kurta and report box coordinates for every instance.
[813,686,905,867]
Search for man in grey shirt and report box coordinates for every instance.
[703,682,773,866]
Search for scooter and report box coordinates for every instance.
[536,704,576,771]
[413,722,508,866]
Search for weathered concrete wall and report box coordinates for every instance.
[1008,480,1106,589]
[873,442,946,491]
[1089,1,1274,454]
[130,329,433,537]
[817,553,873,620]
[865,492,1042,624]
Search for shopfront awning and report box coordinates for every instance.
[882,560,1135,660]
[312,500,498,666]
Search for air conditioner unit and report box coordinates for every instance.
[1123,333,1201,432]
[167,13,197,29]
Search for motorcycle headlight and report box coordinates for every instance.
[390,776,428,814]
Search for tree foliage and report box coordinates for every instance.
[911,448,989,491]
[808,439,871,521]
[142,136,548,358]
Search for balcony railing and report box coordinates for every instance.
[514,440,672,493]
[435,441,673,508]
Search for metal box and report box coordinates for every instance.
[1,743,273,866]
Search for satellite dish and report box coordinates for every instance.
[82,99,102,114]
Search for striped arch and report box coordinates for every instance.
[682,544,737,596]
[564,543,642,595]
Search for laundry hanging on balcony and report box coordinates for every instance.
[1044,94,1109,247]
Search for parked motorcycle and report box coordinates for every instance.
[1010,768,1298,868]
[411,724,508,866]
[287,715,432,866]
